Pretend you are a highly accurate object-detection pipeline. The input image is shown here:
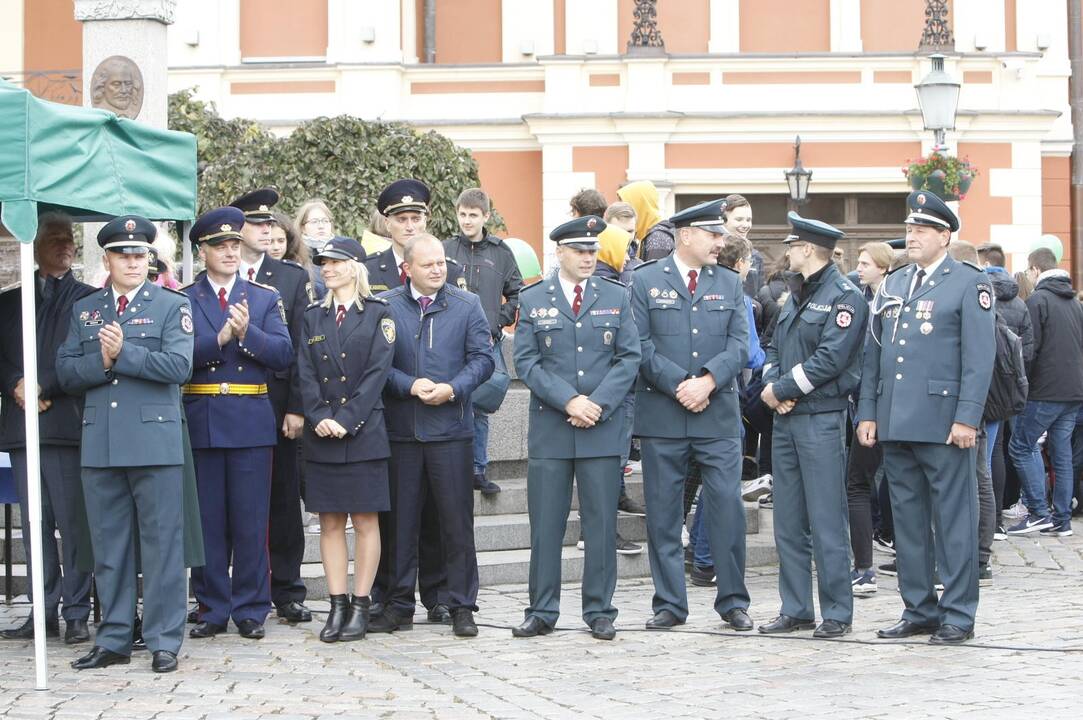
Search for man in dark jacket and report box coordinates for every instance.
[0,213,95,643]
[443,188,523,495]
[1006,248,1083,537]
[371,234,494,638]
[981,244,1035,361]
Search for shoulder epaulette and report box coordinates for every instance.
[520,278,545,292]
[961,260,984,272]
[162,286,188,297]
[598,276,626,288]
[365,295,389,305]
[248,280,277,292]
[445,257,460,267]
[282,259,303,269]
[632,259,658,271]
[886,263,910,276]
[716,265,739,275]
[306,300,322,310]
[177,281,195,291]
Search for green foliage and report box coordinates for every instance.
[167,89,503,240]
[903,151,978,201]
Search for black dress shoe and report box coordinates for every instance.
[813,619,852,639]
[71,646,129,670]
[589,617,616,641]
[132,615,146,651]
[276,601,312,623]
[645,609,684,630]
[452,608,478,638]
[426,604,451,624]
[876,619,939,639]
[189,621,227,639]
[368,609,413,633]
[151,650,178,673]
[721,608,754,631]
[1,615,59,640]
[758,615,816,634]
[236,619,265,639]
[320,595,349,643]
[186,605,200,624]
[339,596,371,642]
[64,619,90,644]
[512,616,554,638]
[929,624,974,645]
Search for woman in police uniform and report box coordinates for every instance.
[297,237,396,643]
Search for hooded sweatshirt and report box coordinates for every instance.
[987,267,1034,362]
[617,180,662,242]
[1024,269,1083,402]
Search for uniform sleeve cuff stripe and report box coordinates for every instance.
[792,363,815,394]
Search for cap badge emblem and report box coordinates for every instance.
[258,205,269,212]
[220,224,232,232]
[402,195,413,204]
[124,219,136,232]
[916,193,926,206]
[586,217,597,229]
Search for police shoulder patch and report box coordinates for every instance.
[179,304,194,334]
[380,317,396,344]
[977,283,993,311]
[835,309,853,329]
[276,297,288,324]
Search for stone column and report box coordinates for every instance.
[76,0,176,281]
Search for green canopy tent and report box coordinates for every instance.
[0,79,196,689]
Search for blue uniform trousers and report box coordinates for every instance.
[191,447,273,626]
[525,456,620,626]
[82,465,186,655]
[641,436,748,620]
[10,447,92,621]
[882,441,979,630]
[771,412,853,624]
[385,439,479,614]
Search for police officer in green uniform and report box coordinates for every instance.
[512,216,641,641]
[758,212,868,638]
[630,199,753,631]
[858,191,995,645]
[57,216,194,673]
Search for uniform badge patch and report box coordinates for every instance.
[978,286,992,310]
[920,322,934,335]
[277,298,288,325]
[835,310,852,328]
[529,308,538,319]
[380,317,396,344]
[603,330,614,346]
[457,276,468,291]
[305,281,317,304]
[548,307,559,318]
[544,335,552,348]
[649,288,660,298]
[307,335,326,345]
[180,306,194,335]
[79,311,89,322]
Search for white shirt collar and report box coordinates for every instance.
[915,252,947,278]
[409,283,436,305]
[241,253,265,280]
[111,281,145,308]
[557,273,584,309]
[207,273,237,300]
[671,254,701,286]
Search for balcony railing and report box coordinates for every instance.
[1,69,82,105]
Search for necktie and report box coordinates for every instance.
[572,284,583,316]
[687,269,698,295]
[218,287,228,310]
[336,304,346,327]
[247,267,255,282]
[116,295,128,315]
[910,269,926,299]
[399,263,407,286]
[419,296,432,312]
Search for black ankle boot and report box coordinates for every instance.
[320,594,349,643]
[339,595,370,641]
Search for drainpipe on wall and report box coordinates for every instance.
[1070,0,1083,282]
[424,0,436,64]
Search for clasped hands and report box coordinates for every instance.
[217,299,250,346]
[760,383,796,415]
[676,374,716,414]
[13,378,50,413]
[565,395,602,428]
[411,377,455,406]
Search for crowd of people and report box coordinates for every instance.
[1,173,1080,673]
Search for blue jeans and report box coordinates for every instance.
[1008,400,1082,525]
[472,344,507,475]
[985,419,1001,474]
[618,391,635,492]
[691,491,712,567]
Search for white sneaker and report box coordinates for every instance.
[1004,501,1029,519]
[681,524,690,548]
[741,474,773,502]
[625,460,642,475]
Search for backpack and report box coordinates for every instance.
[983,321,1028,422]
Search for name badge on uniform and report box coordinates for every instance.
[702,294,723,301]
[590,308,620,316]
[536,317,560,328]
[307,335,326,345]
[83,309,104,327]
[808,302,832,313]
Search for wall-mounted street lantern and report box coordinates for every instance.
[785,136,812,205]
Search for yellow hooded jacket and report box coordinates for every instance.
[617,180,663,241]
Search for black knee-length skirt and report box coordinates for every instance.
[303,459,390,514]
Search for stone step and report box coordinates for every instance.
[1,501,759,563]
[473,475,645,516]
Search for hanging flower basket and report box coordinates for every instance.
[902,151,977,201]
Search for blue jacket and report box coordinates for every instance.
[378,282,495,442]
[182,277,294,449]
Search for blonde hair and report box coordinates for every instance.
[320,258,372,310]
[858,242,894,272]
[294,199,334,235]
[1015,270,1035,300]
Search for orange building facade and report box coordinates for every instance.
[2,0,1074,271]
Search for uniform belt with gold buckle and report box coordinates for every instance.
[182,383,268,396]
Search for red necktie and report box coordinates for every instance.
[218,287,228,310]
[418,296,432,312]
[336,304,346,327]
[247,267,255,282]
[399,263,407,286]
[687,269,698,295]
[572,284,583,316]
[116,295,128,315]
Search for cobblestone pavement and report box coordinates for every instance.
[2,532,1082,720]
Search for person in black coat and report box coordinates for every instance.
[0,213,95,643]
[297,237,396,642]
